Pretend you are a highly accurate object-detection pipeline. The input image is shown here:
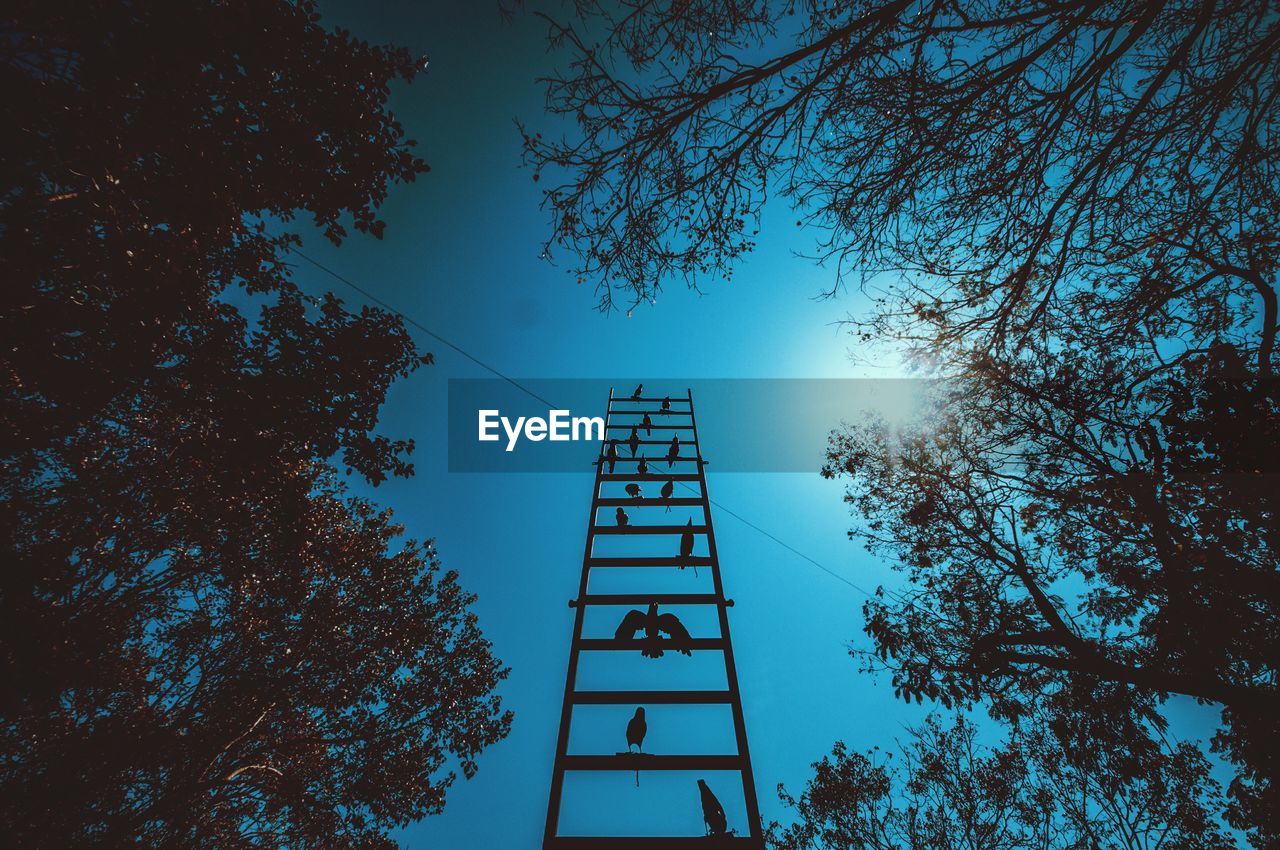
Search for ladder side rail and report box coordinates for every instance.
[543,387,615,845]
[688,388,765,843]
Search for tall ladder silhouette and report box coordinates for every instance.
[543,389,764,849]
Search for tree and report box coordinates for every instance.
[2,2,511,847]
[769,709,1231,850]
[823,342,1277,846]
[522,0,1278,358]
[523,1,1279,842]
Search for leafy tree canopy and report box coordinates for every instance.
[524,0,1277,365]
[769,707,1231,850]
[2,2,510,847]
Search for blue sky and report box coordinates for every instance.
[292,3,1222,846]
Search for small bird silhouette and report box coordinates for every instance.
[603,440,619,474]
[626,706,648,787]
[660,396,672,414]
[637,457,649,476]
[614,603,693,658]
[679,518,696,573]
[628,427,640,457]
[626,706,647,752]
[627,701,650,788]
[641,413,653,435]
[660,479,674,511]
[631,383,644,400]
[666,435,680,467]
[625,483,643,500]
[615,507,629,527]
[698,779,728,836]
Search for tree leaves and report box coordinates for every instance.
[769,711,1231,850]
[1,3,508,847]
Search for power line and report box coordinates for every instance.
[290,249,557,409]
[695,494,879,598]
[288,245,878,600]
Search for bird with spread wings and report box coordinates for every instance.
[614,602,693,658]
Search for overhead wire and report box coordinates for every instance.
[288,245,885,601]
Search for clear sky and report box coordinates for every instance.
[294,3,1220,846]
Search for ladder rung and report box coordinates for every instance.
[608,410,693,417]
[598,474,701,482]
[591,525,707,535]
[598,456,701,464]
[593,498,703,507]
[548,838,761,849]
[610,397,692,404]
[571,689,732,704]
[577,638,724,651]
[586,556,712,568]
[605,439,698,446]
[579,593,722,606]
[605,424,694,431]
[562,754,742,771]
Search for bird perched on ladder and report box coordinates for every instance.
[631,383,644,400]
[679,518,696,573]
[697,779,728,836]
[625,483,643,500]
[666,435,680,467]
[614,603,693,658]
[615,507,629,527]
[637,457,649,476]
[626,706,647,753]
[641,413,653,435]
[603,440,619,474]
[660,395,672,414]
[660,479,674,511]
[626,706,647,787]
[628,426,640,457]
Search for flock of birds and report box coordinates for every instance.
[605,388,701,656]
[599,387,732,836]
[600,384,682,478]
[601,432,683,475]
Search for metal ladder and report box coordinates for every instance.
[542,389,764,849]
